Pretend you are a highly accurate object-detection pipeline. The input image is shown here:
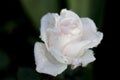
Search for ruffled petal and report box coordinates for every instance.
[60,9,81,21]
[49,47,72,64]
[86,32,103,48]
[81,18,97,33]
[40,13,59,43]
[71,50,96,69]
[34,42,67,76]
[81,18,103,48]
[60,9,83,33]
[62,40,91,58]
[46,29,75,51]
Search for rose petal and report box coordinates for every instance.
[63,40,91,58]
[81,18,97,32]
[60,9,83,33]
[60,9,81,21]
[34,42,67,76]
[81,50,96,67]
[49,47,72,64]
[81,18,103,48]
[40,13,59,44]
[71,50,96,69]
[46,29,76,51]
[86,32,103,48]
[46,30,83,64]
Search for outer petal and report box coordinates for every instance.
[40,13,59,43]
[34,42,67,76]
[60,9,81,21]
[71,50,96,69]
[81,18,103,48]
[81,18,97,33]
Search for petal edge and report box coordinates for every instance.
[34,42,67,76]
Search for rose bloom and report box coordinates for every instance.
[34,9,103,76]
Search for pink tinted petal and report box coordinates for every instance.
[81,18,103,48]
[60,9,81,21]
[49,47,72,64]
[34,42,67,76]
[46,29,75,51]
[85,32,103,48]
[63,40,91,58]
[81,18,97,33]
[71,50,96,69]
[40,13,59,42]
[81,18,97,40]
[59,18,82,35]
[59,9,83,34]
[80,50,96,67]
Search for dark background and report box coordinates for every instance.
[0,0,117,80]
[95,0,119,80]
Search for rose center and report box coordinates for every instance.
[59,19,81,35]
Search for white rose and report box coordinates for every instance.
[34,9,103,76]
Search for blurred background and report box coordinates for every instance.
[0,0,107,80]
